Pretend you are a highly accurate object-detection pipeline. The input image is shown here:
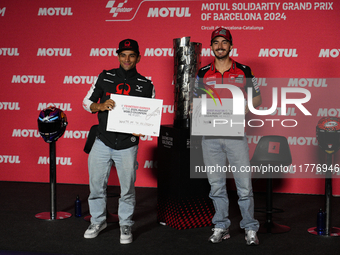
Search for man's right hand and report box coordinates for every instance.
[90,99,115,113]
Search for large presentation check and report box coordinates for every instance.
[107,94,163,137]
[191,98,245,136]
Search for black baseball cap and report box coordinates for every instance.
[117,39,140,55]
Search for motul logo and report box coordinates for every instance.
[258,107,297,116]
[287,78,327,87]
[258,48,298,57]
[249,135,319,147]
[38,157,72,165]
[147,7,191,17]
[63,130,89,139]
[11,75,46,84]
[144,48,173,57]
[37,48,71,56]
[287,137,318,146]
[37,103,72,111]
[257,78,267,86]
[63,76,98,84]
[140,136,153,141]
[0,102,20,110]
[144,160,158,168]
[0,7,6,16]
[317,108,340,117]
[90,48,117,56]
[162,105,174,113]
[38,8,73,16]
[0,48,19,56]
[12,129,40,138]
[319,49,340,58]
[0,155,20,164]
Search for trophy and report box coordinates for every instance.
[173,37,202,128]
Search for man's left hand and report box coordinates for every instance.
[132,133,145,137]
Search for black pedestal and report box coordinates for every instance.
[157,125,214,229]
[35,142,71,220]
[308,154,340,236]
[257,178,290,234]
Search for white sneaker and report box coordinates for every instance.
[208,228,230,243]
[84,222,107,239]
[245,230,259,245]
[120,225,133,244]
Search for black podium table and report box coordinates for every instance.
[157,125,214,229]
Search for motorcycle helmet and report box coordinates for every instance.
[316,117,340,154]
[37,106,68,143]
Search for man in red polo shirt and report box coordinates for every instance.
[195,27,262,245]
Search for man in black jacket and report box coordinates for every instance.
[82,39,155,244]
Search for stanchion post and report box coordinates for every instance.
[324,154,333,236]
[35,141,72,220]
[50,141,57,220]
[308,153,340,236]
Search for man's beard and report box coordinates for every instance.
[214,49,231,60]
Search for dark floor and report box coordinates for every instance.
[1,181,340,255]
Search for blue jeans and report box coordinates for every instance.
[202,136,259,231]
[88,137,138,226]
